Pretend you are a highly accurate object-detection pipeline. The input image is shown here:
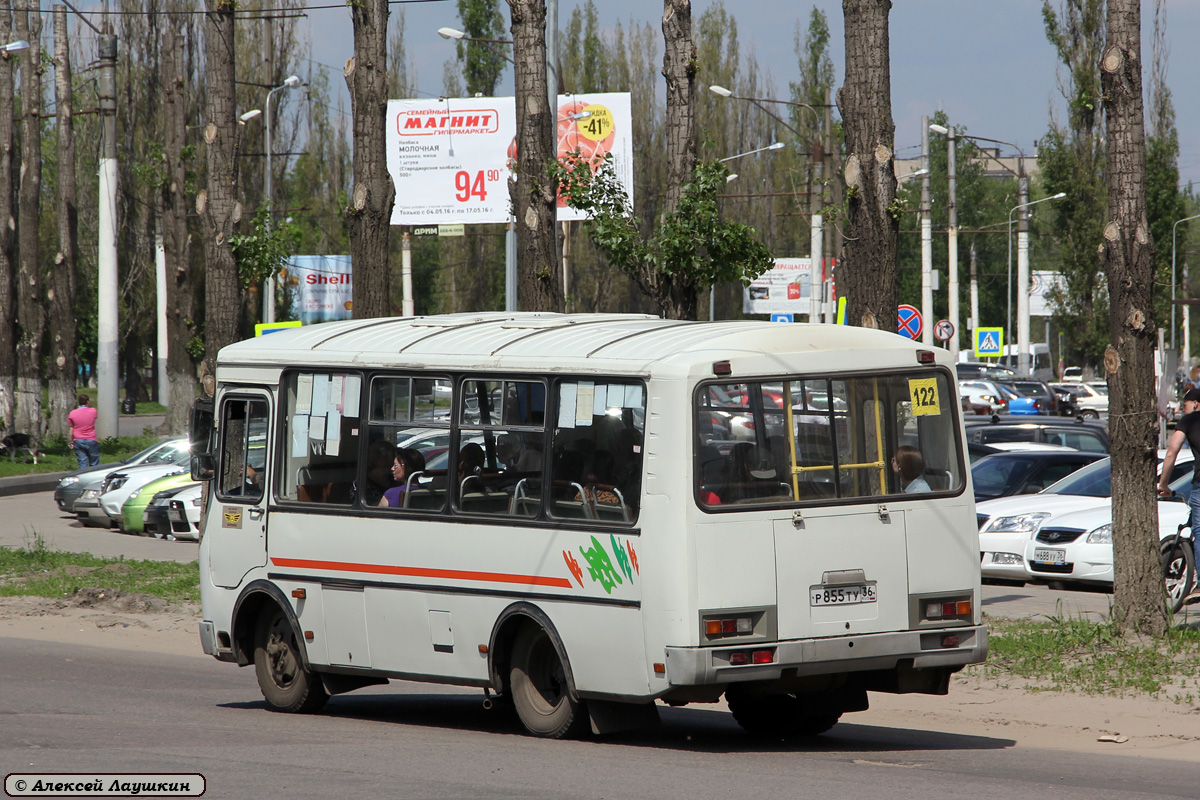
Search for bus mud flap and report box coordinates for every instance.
[588,699,660,735]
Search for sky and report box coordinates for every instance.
[298,0,1200,189]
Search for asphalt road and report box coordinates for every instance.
[2,636,1194,800]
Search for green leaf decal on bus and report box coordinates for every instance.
[581,535,623,594]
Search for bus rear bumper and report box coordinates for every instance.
[663,624,988,687]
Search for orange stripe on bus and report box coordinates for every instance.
[270,557,574,589]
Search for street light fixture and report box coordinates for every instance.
[437,25,515,65]
[718,141,785,162]
[1007,192,1066,369]
[261,75,302,325]
[1,40,29,52]
[238,108,262,124]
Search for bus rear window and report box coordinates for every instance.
[697,372,963,507]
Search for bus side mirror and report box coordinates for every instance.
[191,454,215,482]
[190,398,215,458]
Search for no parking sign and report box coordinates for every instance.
[897,304,922,340]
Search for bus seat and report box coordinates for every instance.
[924,469,950,491]
[585,484,630,522]
[508,477,542,517]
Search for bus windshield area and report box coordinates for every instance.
[696,371,964,507]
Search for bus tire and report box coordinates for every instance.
[1162,536,1196,614]
[726,690,841,738]
[253,606,328,714]
[508,624,588,739]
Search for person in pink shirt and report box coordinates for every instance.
[67,394,100,469]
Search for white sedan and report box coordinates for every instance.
[166,483,203,541]
[1022,487,1192,605]
[976,450,1194,584]
[99,460,191,528]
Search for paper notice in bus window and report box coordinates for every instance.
[908,378,941,417]
[296,374,314,413]
[343,375,361,418]
[311,374,330,417]
[558,383,578,429]
[326,409,342,456]
[291,415,310,457]
[330,375,345,412]
[624,383,644,409]
[593,384,607,416]
[310,413,325,440]
[576,381,595,426]
[606,384,623,410]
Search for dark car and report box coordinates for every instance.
[956,362,1018,382]
[971,450,1106,502]
[1000,379,1061,416]
[962,416,1110,453]
[967,441,1000,464]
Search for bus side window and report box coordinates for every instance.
[278,372,362,505]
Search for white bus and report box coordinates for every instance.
[192,312,986,739]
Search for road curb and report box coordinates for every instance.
[0,472,69,497]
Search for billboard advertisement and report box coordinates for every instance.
[386,92,633,225]
[282,255,353,324]
[743,258,815,315]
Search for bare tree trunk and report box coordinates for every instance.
[508,0,562,312]
[838,0,897,331]
[1101,0,1165,635]
[48,5,77,440]
[14,0,43,436]
[0,7,16,433]
[659,0,697,321]
[161,28,195,435]
[345,0,396,320]
[200,0,242,385]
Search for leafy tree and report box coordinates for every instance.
[457,0,507,97]
[554,154,773,320]
[230,207,302,288]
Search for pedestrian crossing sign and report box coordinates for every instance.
[974,327,1004,358]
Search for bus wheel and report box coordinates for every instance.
[253,606,328,714]
[726,690,841,738]
[508,624,588,738]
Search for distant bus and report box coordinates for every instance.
[191,313,986,739]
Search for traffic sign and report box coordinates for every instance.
[974,326,1004,358]
[771,313,794,323]
[897,304,922,340]
[934,319,955,341]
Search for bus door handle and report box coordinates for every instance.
[877,504,890,522]
[247,506,265,520]
[791,510,804,528]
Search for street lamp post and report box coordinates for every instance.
[262,74,301,325]
[1008,192,1066,372]
[713,142,785,321]
[709,85,834,322]
[927,124,961,360]
[920,117,932,345]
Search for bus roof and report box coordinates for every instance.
[218,313,944,375]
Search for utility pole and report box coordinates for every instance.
[969,242,979,339]
[96,29,119,439]
[919,117,932,344]
[946,124,959,361]
[1016,159,1030,375]
[823,87,836,324]
[810,136,823,324]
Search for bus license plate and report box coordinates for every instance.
[810,584,877,606]
[1034,548,1066,565]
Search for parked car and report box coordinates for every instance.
[96,453,192,529]
[1001,379,1060,416]
[1060,366,1084,382]
[976,451,1195,585]
[54,436,189,512]
[121,472,197,534]
[963,416,1110,453]
[956,362,1018,381]
[967,441,1000,464]
[959,380,1022,415]
[166,483,203,541]
[971,450,1105,503]
[1051,382,1108,418]
[1022,486,1194,609]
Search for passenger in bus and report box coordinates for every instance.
[893,445,931,493]
[459,442,485,477]
[575,451,622,506]
[363,440,397,505]
[382,447,426,507]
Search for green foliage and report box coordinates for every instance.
[978,612,1200,698]
[229,207,302,288]
[456,0,507,97]
[554,153,774,317]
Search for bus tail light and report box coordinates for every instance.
[701,608,772,642]
[704,616,754,638]
[726,649,775,666]
[922,597,973,622]
[917,350,936,364]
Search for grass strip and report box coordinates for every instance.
[0,535,199,605]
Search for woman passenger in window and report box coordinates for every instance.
[893,445,931,493]
[364,440,397,505]
[382,447,426,507]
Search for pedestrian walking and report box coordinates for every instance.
[67,395,100,469]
